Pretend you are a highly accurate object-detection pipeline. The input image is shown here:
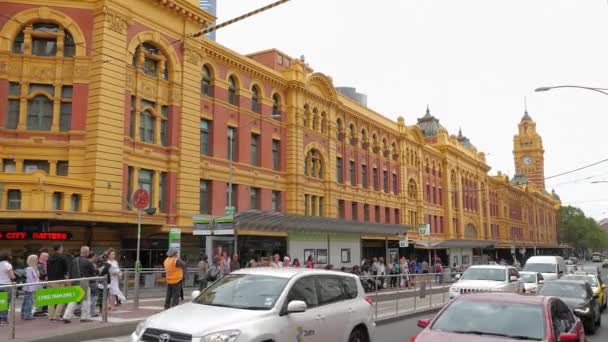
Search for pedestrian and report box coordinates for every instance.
[305,255,314,269]
[271,254,282,268]
[208,255,224,283]
[0,250,16,326]
[377,257,386,289]
[248,258,258,268]
[221,252,231,274]
[292,258,301,268]
[163,248,186,310]
[434,260,444,284]
[106,249,125,310]
[21,255,41,320]
[421,259,429,274]
[283,256,291,267]
[87,253,99,317]
[63,246,97,323]
[34,252,49,317]
[47,244,70,322]
[197,255,209,291]
[230,254,240,272]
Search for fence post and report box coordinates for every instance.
[413,274,417,313]
[102,277,108,323]
[8,284,16,340]
[395,275,399,317]
[429,273,433,308]
[123,269,129,300]
[374,277,379,320]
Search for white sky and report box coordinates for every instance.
[216,0,608,220]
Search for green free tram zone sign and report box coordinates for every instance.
[0,285,85,311]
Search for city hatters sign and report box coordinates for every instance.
[0,231,72,241]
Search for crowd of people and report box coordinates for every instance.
[0,245,126,326]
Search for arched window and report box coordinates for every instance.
[272,94,281,117]
[312,109,320,131]
[139,109,155,143]
[320,112,327,133]
[201,65,212,97]
[133,43,168,80]
[336,118,343,140]
[251,85,260,113]
[408,179,417,200]
[27,95,53,130]
[304,149,324,179]
[228,76,237,105]
[349,124,356,145]
[13,23,75,57]
[360,129,368,148]
[464,224,478,239]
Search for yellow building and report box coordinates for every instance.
[0,0,560,267]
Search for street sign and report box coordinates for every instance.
[133,189,150,209]
[34,286,85,307]
[169,228,181,253]
[0,291,7,311]
[418,224,430,236]
[399,238,408,248]
[224,206,235,216]
[511,246,516,254]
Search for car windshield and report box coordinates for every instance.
[461,268,505,281]
[432,300,544,340]
[193,274,289,310]
[538,283,587,299]
[563,275,598,287]
[581,267,598,274]
[523,263,556,273]
[520,273,537,283]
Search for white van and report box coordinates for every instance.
[523,256,566,280]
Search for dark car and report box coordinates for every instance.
[408,292,587,342]
[538,280,601,334]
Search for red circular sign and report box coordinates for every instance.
[133,189,150,209]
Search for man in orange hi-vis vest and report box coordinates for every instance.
[164,247,187,309]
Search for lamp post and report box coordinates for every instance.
[226,114,281,252]
[535,85,608,96]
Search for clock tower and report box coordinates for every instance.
[513,111,545,189]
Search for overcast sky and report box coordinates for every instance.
[216,0,608,221]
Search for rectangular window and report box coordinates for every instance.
[438,188,443,206]
[352,202,358,220]
[126,166,133,209]
[250,187,260,210]
[383,170,388,193]
[9,82,21,96]
[199,180,210,214]
[272,191,281,211]
[56,161,68,176]
[227,127,237,161]
[349,161,355,185]
[200,119,211,155]
[373,168,379,191]
[318,197,324,217]
[160,119,168,146]
[70,194,81,211]
[311,196,317,216]
[338,200,345,219]
[59,102,71,132]
[336,157,343,183]
[23,160,50,174]
[61,86,73,98]
[226,183,236,208]
[138,169,154,209]
[395,209,401,225]
[139,112,155,143]
[52,192,63,210]
[426,184,431,202]
[159,172,167,213]
[6,99,19,129]
[305,194,310,216]
[272,140,280,170]
[409,210,416,225]
[250,133,260,166]
[129,97,136,138]
[7,190,21,209]
[364,204,370,222]
[432,186,437,204]
[392,173,398,193]
[385,207,390,223]
[2,159,16,172]
[361,165,368,188]
[375,205,380,223]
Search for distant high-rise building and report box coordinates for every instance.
[199,0,217,41]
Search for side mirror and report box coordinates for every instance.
[509,276,518,282]
[558,332,579,342]
[417,319,430,328]
[287,300,307,314]
[538,280,544,284]
[455,274,461,280]
[191,290,200,300]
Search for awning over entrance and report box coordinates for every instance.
[415,239,496,249]
[233,210,415,236]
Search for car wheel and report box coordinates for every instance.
[585,317,597,335]
[348,328,369,342]
[596,313,602,327]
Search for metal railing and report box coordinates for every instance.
[120,268,201,300]
[359,271,460,321]
[0,276,109,340]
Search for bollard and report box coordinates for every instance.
[413,275,417,312]
[429,274,433,307]
[9,284,16,340]
[395,275,399,316]
[102,277,108,323]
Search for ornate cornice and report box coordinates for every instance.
[156,0,215,26]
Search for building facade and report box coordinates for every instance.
[0,0,560,268]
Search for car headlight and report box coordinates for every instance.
[135,320,147,336]
[449,287,459,293]
[574,307,590,314]
[201,330,241,342]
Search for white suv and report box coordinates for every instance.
[449,265,524,299]
[131,267,375,342]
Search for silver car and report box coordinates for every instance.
[519,271,544,294]
[132,267,375,342]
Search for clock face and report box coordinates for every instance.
[523,156,533,165]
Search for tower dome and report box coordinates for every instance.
[416,106,443,137]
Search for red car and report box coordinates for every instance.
[408,292,587,342]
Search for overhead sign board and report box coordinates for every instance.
[418,224,430,236]
[0,232,71,241]
[192,215,234,235]
[169,228,181,253]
